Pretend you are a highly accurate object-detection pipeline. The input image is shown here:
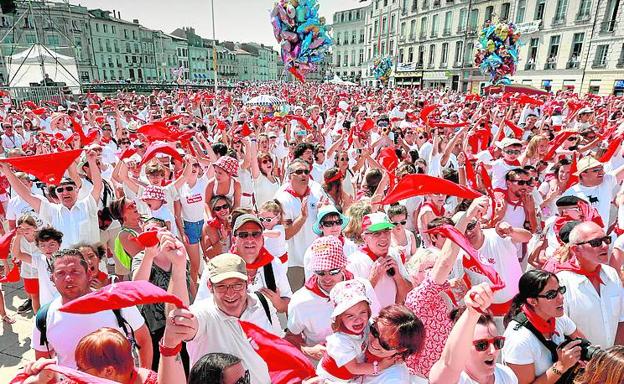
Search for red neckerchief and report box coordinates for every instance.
[521,304,558,337]
[101,136,111,144]
[230,245,274,270]
[552,257,604,286]
[423,201,445,217]
[503,159,521,166]
[494,188,522,208]
[284,184,310,200]
[364,348,383,363]
[207,217,223,230]
[304,270,355,299]
[360,245,382,262]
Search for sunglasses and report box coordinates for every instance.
[466,220,478,231]
[576,235,612,248]
[504,149,521,155]
[120,141,131,145]
[370,323,394,351]
[213,204,230,212]
[55,185,75,193]
[321,219,343,228]
[339,157,349,161]
[473,336,505,352]
[292,169,310,176]
[236,231,262,239]
[509,179,532,186]
[536,285,566,300]
[391,220,407,226]
[261,159,273,164]
[567,136,579,141]
[259,216,276,223]
[314,268,342,277]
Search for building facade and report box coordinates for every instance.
[363,0,402,86]
[331,5,367,83]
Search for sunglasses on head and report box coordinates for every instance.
[473,336,505,352]
[236,231,262,239]
[55,185,75,193]
[536,285,566,300]
[576,235,611,248]
[321,218,343,228]
[213,203,230,212]
[292,169,310,175]
[370,323,394,351]
[314,268,342,277]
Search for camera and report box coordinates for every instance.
[559,337,601,362]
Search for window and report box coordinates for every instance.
[25,34,36,44]
[391,14,396,32]
[409,19,416,38]
[458,8,467,32]
[431,14,439,36]
[336,54,341,66]
[464,42,474,65]
[577,0,592,19]
[594,44,609,66]
[548,35,561,57]
[103,24,108,33]
[602,0,619,32]
[535,0,546,20]
[408,47,414,62]
[469,9,479,31]
[98,38,103,52]
[485,6,494,22]
[95,23,99,32]
[359,49,364,65]
[454,41,463,64]
[399,48,405,63]
[571,33,584,57]
[382,16,387,33]
[359,29,364,43]
[441,42,449,65]
[352,31,357,44]
[444,11,452,34]
[400,22,406,36]
[374,20,378,37]
[420,17,427,37]
[501,3,511,20]
[343,53,348,66]
[351,49,356,65]
[554,0,568,23]
[46,34,59,47]
[418,46,425,64]
[516,0,527,23]
[381,41,386,56]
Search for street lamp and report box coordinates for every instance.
[211,0,218,91]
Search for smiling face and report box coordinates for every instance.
[363,229,391,256]
[210,277,247,318]
[465,322,501,378]
[79,247,100,276]
[232,222,264,263]
[571,223,609,271]
[580,165,605,187]
[214,165,230,183]
[56,183,78,208]
[320,213,343,237]
[38,239,61,257]
[18,222,37,241]
[211,198,231,221]
[259,156,274,176]
[51,255,90,302]
[338,301,370,335]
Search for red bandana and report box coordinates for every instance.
[285,185,310,200]
[360,245,382,262]
[521,304,558,336]
[423,202,445,217]
[230,246,274,270]
[552,257,604,286]
[304,270,354,299]
[503,159,521,167]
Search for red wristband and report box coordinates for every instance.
[159,338,182,357]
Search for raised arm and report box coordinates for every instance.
[0,163,41,212]
[86,150,103,202]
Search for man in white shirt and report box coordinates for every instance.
[1,122,26,150]
[1,149,102,249]
[558,221,624,348]
[32,249,151,368]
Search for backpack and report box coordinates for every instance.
[35,302,139,354]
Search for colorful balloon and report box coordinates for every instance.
[475,19,521,85]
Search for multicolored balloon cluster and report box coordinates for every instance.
[271,0,332,82]
[372,56,393,84]
[474,20,521,85]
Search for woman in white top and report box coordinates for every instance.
[538,158,572,219]
[205,155,241,210]
[502,270,585,384]
[430,283,518,384]
[417,194,447,248]
[250,142,280,210]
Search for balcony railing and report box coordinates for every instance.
[552,17,566,26]
[600,20,617,33]
[419,33,427,40]
[442,28,452,36]
[524,62,536,70]
[409,34,416,41]
[430,31,438,38]
[544,62,556,70]
[453,61,462,68]
[592,60,606,68]
[575,13,591,23]
[566,60,580,69]
[427,63,435,69]
[466,28,477,36]
[617,58,624,68]
[416,62,424,69]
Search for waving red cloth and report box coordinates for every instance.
[69,118,97,147]
[504,120,524,139]
[0,229,16,260]
[468,128,492,153]
[32,107,46,115]
[430,121,469,129]
[548,253,604,286]
[10,363,118,384]
[378,146,399,187]
[0,260,20,283]
[599,135,624,163]
[420,104,439,124]
[427,224,505,291]
[239,320,316,384]
[565,153,579,190]
[59,280,186,314]
[379,174,482,205]
[544,131,576,161]
[464,153,478,189]
[288,67,306,83]
[136,230,159,248]
[139,142,183,167]
[284,115,312,131]
[0,149,82,185]
[514,95,544,106]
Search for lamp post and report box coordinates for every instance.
[211,0,218,91]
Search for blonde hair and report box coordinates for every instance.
[343,199,372,244]
[525,135,548,159]
[405,248,438,278]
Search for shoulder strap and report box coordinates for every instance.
[263,263,277,292]
[254,291,273,325]
[513,312,558,363]
[112,309,140,350]
[35,302,51,348]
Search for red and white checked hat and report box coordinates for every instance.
[214,155,239,177]
[309,236,347,272]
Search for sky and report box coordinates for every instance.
[72,0,369,49]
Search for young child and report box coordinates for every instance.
[316,280,394,382]
[75,242,109,289]
[140,185,173,231]
[258,200,287,264]
[11,214,40,314]
[388,204,417,259]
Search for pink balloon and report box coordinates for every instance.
[309,37,324,50]
[281,31,299,43]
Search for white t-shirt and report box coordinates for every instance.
[31,297,145,369]
[361,363,423,384]
[563,174,618,229]
[491,159,520,190]
[178,176,208,222]
[502,315,576,377]
[38,195,100,249]
[19,237,38,279]
[457,364,518,384]
[264,225,287,260]
[557,266,624,348]
[6,195,43,226]
[316,331,366,383]
[253,173,280,210]
[30,252,59,305]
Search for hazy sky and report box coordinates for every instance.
[73,0,369,49]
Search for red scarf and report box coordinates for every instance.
[360,245,382,262]
[285,184,310,200]
[423,201,445,217]
[551,257,604,286]
[304,270,354,299]
[503,159,521,167]
[521,304,558,336]
[230,245,274,270]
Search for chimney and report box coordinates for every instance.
[117,11,121,19]
[133,19,139,24]
[113,10,117,18]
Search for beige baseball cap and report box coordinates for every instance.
[207,253,247,283]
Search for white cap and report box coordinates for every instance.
[338,100,349,111]
[330,280,371,320]
[496,137,523,149]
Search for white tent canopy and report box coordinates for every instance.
[328,75,356,86]
[6,44,80,87]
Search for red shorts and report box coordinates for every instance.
[23,278,39,295]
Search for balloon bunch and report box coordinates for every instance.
[271,0,332,83]
[474,20,521,85]
[372,56,393,84]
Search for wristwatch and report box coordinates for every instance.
[550,364,563,376]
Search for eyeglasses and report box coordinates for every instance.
[536,285,566,300]
[466,220,478,231]
[473,336,506,352]
[391,220,407,226]
[213,204,230,212]
[261,159,273,164]
[567,136,579,141]
[576,235,612,248]
[584,167,604,174]
[509,179,532,186]
[314,268,342,277]
[213,282,246,293]
[504,149,522,155]
[259,216,276,223]
[321,219,343,228]
[339,157,349,162]
[370,323,394,351]
[55,185,75,193]
[235,231,262,239]
[292,169,310,176]
[234,370,250,384]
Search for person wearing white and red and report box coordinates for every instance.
[287,236,379,362]
[417,193,447,248]
[275,158,325,291]
[555,221,624,348]
[490,138,523,190]
[347,212,412,308]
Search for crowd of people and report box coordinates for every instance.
[1,81,624,383]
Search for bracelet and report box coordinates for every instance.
[373,361,379,375]
[550,364,563,376]
[159,338,182,357]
